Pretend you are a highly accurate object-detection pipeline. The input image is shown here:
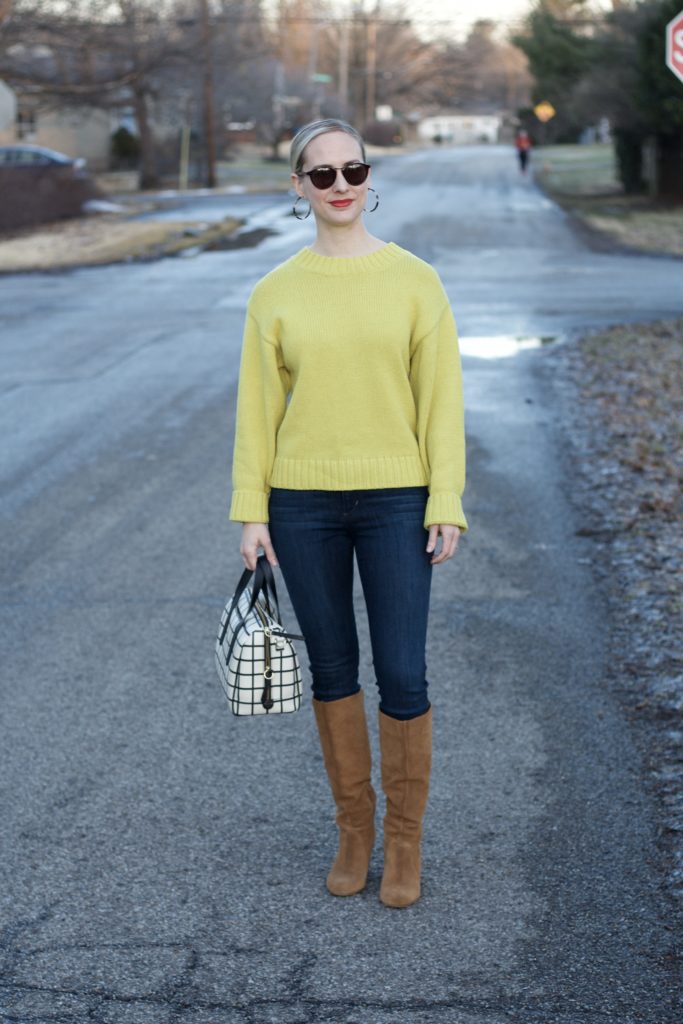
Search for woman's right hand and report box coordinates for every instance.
[240,523,279,572]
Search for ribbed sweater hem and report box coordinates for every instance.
[229,456,468,532]
[270,454,428,489]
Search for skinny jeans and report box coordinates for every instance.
[267,485,433,720]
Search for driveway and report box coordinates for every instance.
[0,144,680,1022]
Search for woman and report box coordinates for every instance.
[229,118,468,908]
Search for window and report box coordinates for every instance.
[16,110,37,140]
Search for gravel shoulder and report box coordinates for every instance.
[539,317,683,923]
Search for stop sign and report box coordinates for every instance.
[666,8,683,83]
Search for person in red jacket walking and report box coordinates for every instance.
[515,128,532,173]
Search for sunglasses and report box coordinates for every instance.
[299,161,371,190]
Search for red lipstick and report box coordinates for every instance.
[330,199,353,207]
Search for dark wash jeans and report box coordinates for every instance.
[267,485,433,720]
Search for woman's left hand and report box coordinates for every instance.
[426,524,460,564]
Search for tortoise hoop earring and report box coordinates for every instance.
[364,187,379,213]
[293,195,311,220]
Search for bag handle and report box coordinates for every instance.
[252,554,282,622]
[219,563,254,645]
[218,555,282,646]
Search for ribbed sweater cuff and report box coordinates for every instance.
[229,490,270,524]
[425,492,468,532]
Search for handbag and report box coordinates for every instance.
[215,554,306,716]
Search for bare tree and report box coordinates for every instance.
[0,0,12,28]
[0,0,273,186]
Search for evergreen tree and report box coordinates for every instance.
[512,0,596,143]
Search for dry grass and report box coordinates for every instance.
[544,316,683,902]
[0,213,242,273]
[535,143,683,258]
[583,209,683,258]
[575,318,683,508]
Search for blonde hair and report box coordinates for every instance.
[289,118,367,175]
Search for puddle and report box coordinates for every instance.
[459,335,557,359]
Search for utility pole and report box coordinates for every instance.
[308,13,322,120]
[272,0,287,159]
[338,6,350,119]
[365,3,378,128]
[272,59,285,161]
[198,0,216,188]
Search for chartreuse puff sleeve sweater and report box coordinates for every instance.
[229,241,468,533]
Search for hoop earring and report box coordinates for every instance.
[292,195,311,220]
[364,187,379,213]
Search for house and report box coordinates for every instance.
[16,97,112,170]
[417,113,502,145]
[0,79,17,144]
[0,78,112,168]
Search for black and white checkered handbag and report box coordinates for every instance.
[215,555,305,716]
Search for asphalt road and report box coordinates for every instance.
[1,145,681,1023]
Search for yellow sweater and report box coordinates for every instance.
[229,241,468,532]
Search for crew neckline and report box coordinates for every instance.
[292,241,405,275]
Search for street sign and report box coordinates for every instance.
[666,8,683,83]
[310,73,332,83]
[534,101,556,123]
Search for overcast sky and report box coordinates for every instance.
[406,0,533,39]
[263,1,534,39]
[261,2,616,45]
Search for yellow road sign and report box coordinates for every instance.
[534,101,556,123]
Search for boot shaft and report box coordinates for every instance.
[379,706,432,839]
[313,691,376,826]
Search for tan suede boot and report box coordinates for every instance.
[312,690,377,896]
[378,705,432,908]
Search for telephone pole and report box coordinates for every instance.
[338,11,350,118]
[198,0,216,188]
[365,3,378,128]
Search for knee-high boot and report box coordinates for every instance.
[312,690,377,896]
[378,705,432,908]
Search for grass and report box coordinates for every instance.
[535,142,621,195]
[534,142,683,257]
[0,214,242,273]
[95,146,294,197]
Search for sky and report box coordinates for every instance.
[405,0,534,39]
[337,1,618,42]
[263,1,535,39]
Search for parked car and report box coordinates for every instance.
[0,143,88,177]
[0,144,97,232]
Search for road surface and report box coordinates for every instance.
[1,145,681,1022]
